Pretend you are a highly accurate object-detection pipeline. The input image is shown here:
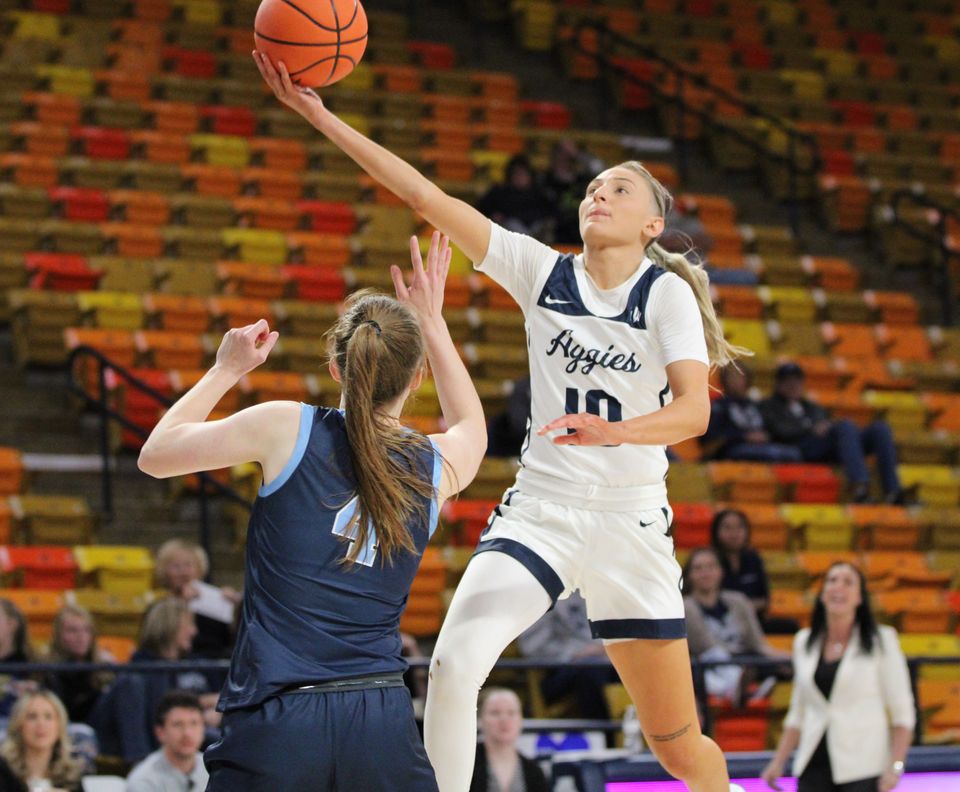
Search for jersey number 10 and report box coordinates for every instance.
[564,388,622,428]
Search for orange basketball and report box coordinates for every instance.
[254,0,368,88]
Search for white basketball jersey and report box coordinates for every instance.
[475,223,709,505]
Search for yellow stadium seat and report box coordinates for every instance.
[11,11,62,41]
[758,286,819,323]
[74,546,154,595]
[76,292,145,331]
[898,465,960,507]
[189,134,251,169]
[221,229,288,265]
[35,65,95,98]
[9,495,95,545]
[863,391,928,432]
[782,505,853,550]
[721,319,771,356]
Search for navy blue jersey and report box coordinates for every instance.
[218,404,442,712]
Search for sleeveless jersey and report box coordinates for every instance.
[218,404,442,712]
[475,223,709,505]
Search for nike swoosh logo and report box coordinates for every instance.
[545,296,571,305]
[639,520,655,527]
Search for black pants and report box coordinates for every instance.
[206,683,438,792]
[798,736,879,792]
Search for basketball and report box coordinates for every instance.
[254,0,368,88]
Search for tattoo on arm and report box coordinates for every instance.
[650,723,692,742]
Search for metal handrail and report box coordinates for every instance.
[888,189,959,326]
[65,344,253,568]
[567,20,822,236]
[4,654,955,743]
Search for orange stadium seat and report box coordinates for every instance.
[0,588,64,641]
[0,449,25,496]
[143,294,210,333]
[2,546,78,590]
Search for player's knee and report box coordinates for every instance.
[649,739,700,781]
[428,650,482,694]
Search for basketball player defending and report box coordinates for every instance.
[139,234,485,791]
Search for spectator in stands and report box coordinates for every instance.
[155,539,239,659]
[90,598,217,765]
[44,605,114,726]
[710,508,798,636]
[760,362,905,503]
[126,691,209,792]
[540,139,599,244]
[0,598,38,720]
[0,690,84,792]
[487,376,531,458]
[709,509,770,618]
[477,155,556,240]
[762,562,914,792]
[682,548,789,703]
[702,365,803,462]
[518,591,615,720]
[470,688,549,792]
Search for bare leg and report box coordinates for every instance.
[606,638,729,792]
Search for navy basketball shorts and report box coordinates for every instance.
[205,680,438,792]
[475,489,686,641]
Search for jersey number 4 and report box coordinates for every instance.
[564,388,622,428]
[332,496,378,567]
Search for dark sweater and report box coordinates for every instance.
[469,744,550,792]
[759,394,829,444]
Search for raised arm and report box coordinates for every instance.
[392,233,487,502]
[254,52,491,264]
[137,321,301,483]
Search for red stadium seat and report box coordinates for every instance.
[773,464,842,503]
[297,201,358,235]
[48,187,110,223]
[2,546,78,590]
[72,127,132,160]
[282,266,346,303]
[671,503,715,549]
[26,254,104,292]
[202,105,257,137]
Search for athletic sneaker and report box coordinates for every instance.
[730,785,746,792]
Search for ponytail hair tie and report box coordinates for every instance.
[362,320,382,337]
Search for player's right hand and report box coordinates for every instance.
[253,50,325,118]
[215,319,279,378]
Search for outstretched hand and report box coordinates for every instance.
[215,319,279,378]
[253,50,325,119]
[391,231,452,328]
[538,413,623,446]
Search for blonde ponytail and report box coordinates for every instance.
[329,291,433,566]
[646,242,751,369]
[617,160,752,369]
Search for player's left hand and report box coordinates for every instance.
[539,414,622,446]
[391,231,451,329]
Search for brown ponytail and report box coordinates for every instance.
[617,161,752,369]
[328,290,434,566]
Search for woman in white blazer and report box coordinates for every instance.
[761,562,915,792]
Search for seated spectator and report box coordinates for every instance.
[487,377,531,458]
[710,510,799,635]
[90,598,216,764]
[0,690,84,792]
[0,599,38,720]
[702,365,803,462]
[760,363,904,503]
[710,509,770,617]
[470,688,549,792]
[477,155,555,239]
[44,605,114,726]
[155,539,238,659]
[540,139,599,244]
[683,548,790,703]
[518,591,615,720]
[126,691,209,792]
